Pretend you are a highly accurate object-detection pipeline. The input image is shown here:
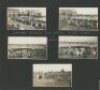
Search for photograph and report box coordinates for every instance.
[8,37,47,60]
[33,64,72,87]
[7,7,46,30]
[59,36,98,59]
[59,7,98,31]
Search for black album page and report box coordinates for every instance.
[0,0,99,90]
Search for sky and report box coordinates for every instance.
[33,64,72,72]
[8,7,46,16]
[59,36,98,43]
[60,7,98,15]
[8,37,47,44]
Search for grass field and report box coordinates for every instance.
[33,78,71,87]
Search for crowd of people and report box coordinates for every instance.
[34,69,71,82]
[59,46,97,59]
[70,16,98,30]
[8,10,46,30]
[8,47,46,59]
[59,14,98,30]
[43,71,71,82]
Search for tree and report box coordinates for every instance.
[60,9,77,16]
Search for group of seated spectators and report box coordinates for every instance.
[8,13,46,30]
[59,46,97,58]
[8,48,46,59]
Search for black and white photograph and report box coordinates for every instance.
[33,64,72,87]
[59,7,98,31]
[8,37,47,60]
[7,7,46,30]
[59,36,98,59]
[0,0,99,89]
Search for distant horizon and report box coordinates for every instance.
[7,7,46,16]
[34,70,72,73]
[60,8,98,15]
